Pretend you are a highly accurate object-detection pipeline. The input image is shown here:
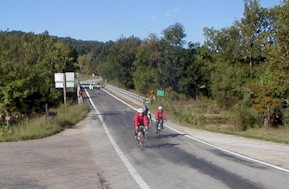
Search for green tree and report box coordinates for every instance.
[77,53,93,74]
[236,0,273,66]
[160,23,187,92]
[0,31,75,116]
[253,1,289,126]
[98,36,141,89]
[264,1,289,98]
[133,34,162,94]
[162,22,186,47]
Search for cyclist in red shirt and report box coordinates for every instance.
[133,108,149,139]
[155,106,167,131]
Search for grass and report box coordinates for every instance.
[148,96,289,144]
[239,127,289,144]
[0,73,97,143]
[0,102,90,142]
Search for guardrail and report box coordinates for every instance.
[79,81,151,104]
[105,84,151,104]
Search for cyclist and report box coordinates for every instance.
[89,83,93,90]
[143,103,152,127]
[155,106,167,131]
[133,108,149,140]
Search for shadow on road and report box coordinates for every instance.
[148,133,187,139]
[145,143,179,149]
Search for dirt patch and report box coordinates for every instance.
[97,170,111,189]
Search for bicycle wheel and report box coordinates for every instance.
[139,132,144,150]
[156,122,161,135]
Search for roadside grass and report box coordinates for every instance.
[239,127,289,144]
[150,96,289,144]
[78,73,101,81]
[0,102,90,142]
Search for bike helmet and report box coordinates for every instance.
[137,108,144,113]
[158,106,162,110]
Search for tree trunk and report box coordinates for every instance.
[263,106,270,127]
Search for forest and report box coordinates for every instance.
[0,0,288,129]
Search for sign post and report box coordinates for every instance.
[63,74,66,112]
[156,89,165,103]
[54,72,75,112]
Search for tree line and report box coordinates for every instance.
[0,31,80,121]
[1,0,288,128]
[93,0,289,128]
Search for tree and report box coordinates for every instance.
[133,34,162,94]
[162,23,186,47]
[236,0,273,66]
[264,1,289,98]
[254,0,289,127]
[160,23,188,92]
[0,31,76,116]
[98,36,141,89]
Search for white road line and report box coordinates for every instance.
[84,88,150,189]
[103,88,289,174]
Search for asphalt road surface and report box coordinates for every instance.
[0,87,289,189]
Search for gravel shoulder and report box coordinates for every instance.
[104,87,289,171]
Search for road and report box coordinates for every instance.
[0,87,289,189]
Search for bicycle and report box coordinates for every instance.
[136,126,146,150]
[156,119,165,136]
[144,126,149,142]
[146,115,152,132]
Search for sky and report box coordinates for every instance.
[0,0,283,44]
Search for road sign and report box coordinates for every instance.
[157,90,165,97]
[54,72,76,113]
[54,72,75,88]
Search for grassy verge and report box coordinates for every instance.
[0,102,90,142]
[149,96,289,144]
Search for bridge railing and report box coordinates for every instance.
[105,84,151,104]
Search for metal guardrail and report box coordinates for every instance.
[105,84,151,104]
[79,81,150,104]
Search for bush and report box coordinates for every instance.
[233,101,260,131]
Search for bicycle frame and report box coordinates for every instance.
[136,126,145,150]
[156,119,164,135]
